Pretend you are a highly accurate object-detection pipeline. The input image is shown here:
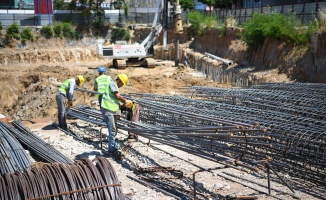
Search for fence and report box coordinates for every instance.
[0,7,159,26]
[215,2,326,25]
[1,2,326,27]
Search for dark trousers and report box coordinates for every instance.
[56,93,67,129]
[98,95,103,108]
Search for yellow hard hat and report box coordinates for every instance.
[77,75,84,84]
[118,74,128,86]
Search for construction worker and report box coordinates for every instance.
[101,73,132,155]
[103,39,110,46]
[93,66,110,108]
[56,75,84,130]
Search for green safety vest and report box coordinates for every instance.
[59,78,74,94]
[95,75,110,98]
[101,77,120,112]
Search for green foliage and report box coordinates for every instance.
[216,0,233,8]
[111,27,130,43]
[225,16,238,27]
[62,22,76,39]
[92,16,104,29]
[41,23,76,39]
[20,28,34,42]
[203,16,218,29]
[186,11,218,37]
[239,12,316,47]
[315,7,326,32]
[186,11,204,37]
[219,25,227,37]
[113,0,129,19]
[124,2,129,17]
[0,22,2,30]
[199,0,215,8]
[69,0,77,10]
[53,0,66,9]
[53,22,64,37]
[6,23,20,40]
[180,0,194,11]
[41,25,54,38]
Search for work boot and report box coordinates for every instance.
[126,135,138,142]
[108,151,116,158]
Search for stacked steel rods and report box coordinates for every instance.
[0,156,124,200]
[170,83,326,184]
[66,83,325,188]
[2,120,73,164]
[0,121,31,176]
[67,106,269,174]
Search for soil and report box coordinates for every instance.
[0,37,321,200]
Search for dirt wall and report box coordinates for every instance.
[191,28,326,83]
[0,27,325,82]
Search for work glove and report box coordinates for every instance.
[125,100,133,109]
[68,101,74,107]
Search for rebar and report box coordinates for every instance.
[9,120,73,164]
[0,157,124,200]
[131,93,326,180]
[0,121,31,176]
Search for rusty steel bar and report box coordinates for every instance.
[0,157,124,200]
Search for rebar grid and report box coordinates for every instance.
[177,86,326,115]
[130,92,325,185]
[0,157,124,200]
[250,82,326,95]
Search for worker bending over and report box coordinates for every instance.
[94,66,110,108]
[56,75,84,130]
[101,73,132,155]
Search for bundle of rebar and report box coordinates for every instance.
[8,120,73,164]
[0,121,31,176]
[67,106,269,174]
[0,156,124,200]
[170,83,326,184]
[133,94,325,184]
[66,83,326,186]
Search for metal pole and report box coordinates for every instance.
[175,34,179,66]
[266,163,271,194]
[174,0,182,66]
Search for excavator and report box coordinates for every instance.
[96,24,162,69]
[96,0,183,69]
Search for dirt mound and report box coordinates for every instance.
[0,59,224,121]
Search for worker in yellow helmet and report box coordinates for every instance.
[56,75,84,130]
[101,73,132,156]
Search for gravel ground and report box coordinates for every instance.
[24,118,325,200]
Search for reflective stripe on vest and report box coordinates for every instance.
[59,78,74,94]
[95,75,110,98]
[101,77,120,112]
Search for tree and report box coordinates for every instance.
[112,0,129,25]
[216,0,234,9]
[180,0,194,11]
[199,0,215,16]
[53,0,66,10]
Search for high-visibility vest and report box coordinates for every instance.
[59,78,74,94]
[101,76,120,112]
[95,75,110,98]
